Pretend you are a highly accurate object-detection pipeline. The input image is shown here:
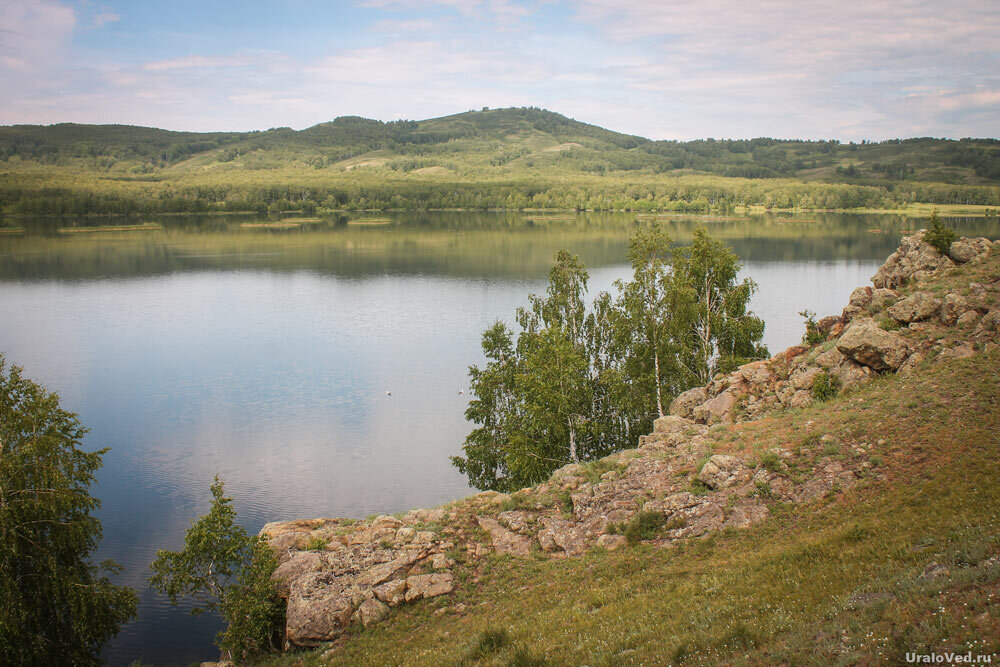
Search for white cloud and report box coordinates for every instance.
[0,0,76,71]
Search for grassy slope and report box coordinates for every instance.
[2,108,999,188]
[267,254,1000,666]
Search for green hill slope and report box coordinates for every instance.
[2,108,999,215]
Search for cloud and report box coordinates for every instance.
[0,0,76,71]
[0,0,996,140]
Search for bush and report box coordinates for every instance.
[624,511,667,545]
[811,370,842,401]
[923,210,956,255]
[799,309,825,346]
[304,535,328,551]
[759,451,783,473]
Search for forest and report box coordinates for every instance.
[2,107,1000,216]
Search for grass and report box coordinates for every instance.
[262,344,1000,667]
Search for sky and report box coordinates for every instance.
[0,0,998,141]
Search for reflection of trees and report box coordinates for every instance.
[1,213,997,281]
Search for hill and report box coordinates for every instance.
[240,232,1000,666]
[1,108,1000,216]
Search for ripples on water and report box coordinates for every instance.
[0,212,996,665]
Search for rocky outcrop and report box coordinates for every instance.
[872,229,957,289]
[836,318,910,371]
[262,232,999,654]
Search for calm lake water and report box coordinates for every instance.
[1,211,997,665]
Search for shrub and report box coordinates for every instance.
[760,451,783,473]
[624,511,667,545]
[811,370,842,401]
[755,480,774,499]
[799,309,825,346]
[923,210,956,255]
[877,315,901,331]
[304,535,328,551]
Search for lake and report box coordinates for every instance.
[1,211,997,665]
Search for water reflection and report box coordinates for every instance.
[0,211,997,665]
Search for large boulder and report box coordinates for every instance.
[939,293,972,326]
[692,391,737,425]
[887,291,942,323]
[948,237,993,264]
[285,573,355,647]
[836,318,909,371]
[872,230,955,289]
[697,454,752,490]
[477,517,532,557]
[404,573,454,602]
[669,386,708,419]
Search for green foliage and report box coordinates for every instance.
[453,226,767,492]
[624,511,667,545]
[811,371,842,401]
[799,309,825,346]
[3,110,999,216]
[754,480,775,499]
[672,229,769,383]
[759,451,783,473]
[149,477,284,662]
[304,535,328,551]
[877,315,902,331]
[923,210,957,254]
[0,355,138,666]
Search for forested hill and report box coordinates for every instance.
[2,107,1000,215]
[3,107,999,185]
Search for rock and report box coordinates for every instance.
[836,318,909,371]
[271,551,325,596]
[870,288,901,311]
[817,315,843,337]
[285,573,354,647]
[356,598,390,627]
[976,310,1000,336]
[949,237,993,264]
[371,515,404,529]
[596,534,627,550]
[872,230,955,289]
[430,553,451,570]
[395,526,415,544]
[698,455,752,490]
[789,390,813,408]
[477,516,533,557]
[897,351,926,376]
[815,346,845,369]
[669,386,708,418]
[536,517,601,556]
[791,366,822,390]
[357,549,428,587]
[887,291,942,323]
[724,501,769,529]
[919,562,950,580]
[937,342,976,361]
[404,573,454,602]
[957,309,981,328]
[373,578,408,606]
[939,293,972,326]
[692,391,737,425]
[739,360,773,385]
[653,415,696,434]
[847,286,873,309]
